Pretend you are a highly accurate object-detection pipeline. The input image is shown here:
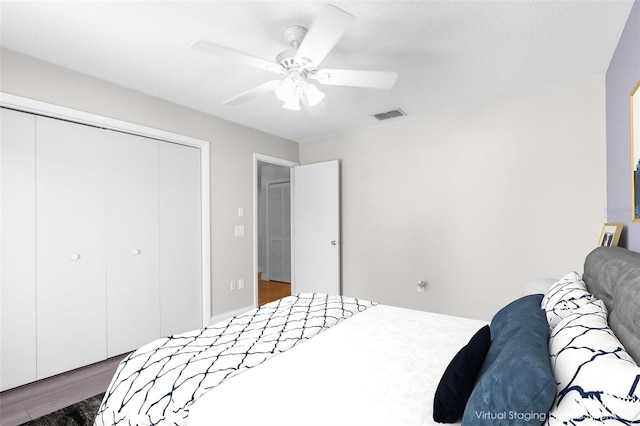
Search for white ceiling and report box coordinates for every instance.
[0,1,633,143]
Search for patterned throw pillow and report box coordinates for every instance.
[546,299,640,425]
[540,272,594,330]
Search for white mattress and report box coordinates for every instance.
[188,304,486,426]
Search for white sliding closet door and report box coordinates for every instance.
[159,142,202,336]
[1,100,208,390]
[1,108,37,391]
[36,117,107,378]
[106,131,160,356]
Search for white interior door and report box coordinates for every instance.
[292,160,340,295]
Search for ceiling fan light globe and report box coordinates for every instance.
[305,83,325,107]
[275,78,297,102]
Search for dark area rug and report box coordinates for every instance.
[20,393,104,426]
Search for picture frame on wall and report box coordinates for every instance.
[631,80,640,222]
[598,223,623,247]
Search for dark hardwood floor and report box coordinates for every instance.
[0,354,127,426]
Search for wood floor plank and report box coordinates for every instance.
[0,353,127,426]
[258,273,291,306]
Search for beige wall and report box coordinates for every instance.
[300,77,607,320]
[0,48,299,318]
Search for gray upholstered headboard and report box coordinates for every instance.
[583,246,640,363]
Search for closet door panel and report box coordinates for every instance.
[36,117,107,379]
[159,143,202,336]
[0,109,37,390]
[268,182,291,283]
[106,131,160,356]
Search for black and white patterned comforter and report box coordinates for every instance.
[94,293,375,426]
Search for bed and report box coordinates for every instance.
[95,247,640,426]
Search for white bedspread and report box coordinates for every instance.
[95,294,375,426]
[188,304,486,426]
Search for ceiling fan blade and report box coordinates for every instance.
[313,69,398,89]
[222,80,281,106]
[294,4,354,67]
[191,39,284,74]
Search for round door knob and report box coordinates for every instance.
[70,253,80,261]
[331,240,337,246]
[131,249,140,255]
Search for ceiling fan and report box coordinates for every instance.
[191,4,398,111]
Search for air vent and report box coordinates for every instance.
[373,108,406,121]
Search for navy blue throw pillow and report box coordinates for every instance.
[433,325,491,423]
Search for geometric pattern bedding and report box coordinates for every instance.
[94,293,376,426]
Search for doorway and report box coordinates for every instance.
[254,155,297,306]
[253,154,341,307]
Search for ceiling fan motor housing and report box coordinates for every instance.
[276,49,298,70]
[277,26,309,72]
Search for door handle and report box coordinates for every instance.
[330,240,337,246]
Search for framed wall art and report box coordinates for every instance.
[598,223,623,247]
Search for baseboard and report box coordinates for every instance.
[209,305,254,326]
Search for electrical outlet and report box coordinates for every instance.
[230,280,237,291]
[234,225,245,237]
[238,279,245,290]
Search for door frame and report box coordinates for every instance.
[0,93,212,327]
[253,153,298,307]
